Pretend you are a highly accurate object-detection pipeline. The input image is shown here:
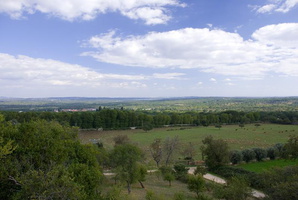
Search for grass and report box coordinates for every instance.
[102,172,200,200]
[79,124,298,159]
[237,159,298,173]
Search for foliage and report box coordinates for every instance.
[0,120,103,199]
[194,166,207,176]
[173,164,189,182]
[253,148,267,161]
[241,149,256,163]
[159,166,175,186]
[229,150,243,165]
[258,166,298,200]
[143,122,154,132]
[187,175,205,199]
[266,147,278,160]
[214,177,251,200]
[109,143,143,193]
[201,136,229,170]
[282,135,298,159]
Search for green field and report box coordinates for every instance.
[237,159,298,173]
[79,124,298,160]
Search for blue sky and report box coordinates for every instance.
[0,0,298,98]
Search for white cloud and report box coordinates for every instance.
[210,78,217,82]
[256,4,276,13]
[0,53,147,89]
[152,73,185,79]
[255,0,298,13]
[0,0,185,24]
[252,23,298,48]
[83,24,298,79]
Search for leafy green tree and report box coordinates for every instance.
[282,135,298,159]
[230,150,243,165]
[110,144,143,194]
[137,164,147,188]
[159,166,175,186]
[214,177,251,200]
[267,147,278,160]
[143,122,153,132]
[173,163,189,181]
[0,120,103,199]
[242,149,256,163]
[187,175,205,199]
[259,166,298,200]
[201,136,229,170]
[253,148,267,161]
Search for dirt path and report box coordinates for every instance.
[187,167,266,199]
[104,167,266,198]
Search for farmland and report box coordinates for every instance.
[79,123,298,160]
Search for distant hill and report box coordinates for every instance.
[0,96,297,112]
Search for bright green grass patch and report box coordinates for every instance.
[237,159,298,173]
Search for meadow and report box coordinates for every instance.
[79,123,298,160]
[237,159,298,173]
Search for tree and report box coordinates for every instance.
[267,147,278,160]
[0,137,16,160]
[230,150,243,165]
[163,136,180,166]
[110,144,143,194]
[159,166,175,186]
[201,136,229,170]
[242,149,256,163]
[150,138,163,167]
[173,163,189,181]
[259,166,298,200]
[187,175,205,199]
[282,135,298,159]
[142,122,153,132]
[253,148,267,161]
[214,177,251,200]
[0,120,103,199]
[136,164,147,189]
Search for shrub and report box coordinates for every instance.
[253,148,267,161]
[230,150,243,164]
[242,149,256,163]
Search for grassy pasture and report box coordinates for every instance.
[237,159,298,173]
[79,124,298,160]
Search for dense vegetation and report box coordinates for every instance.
[1,104,298,199]
[1,109,298,130]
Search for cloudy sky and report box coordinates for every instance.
[0,0,298,98]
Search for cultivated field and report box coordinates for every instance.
[79,124,298,160]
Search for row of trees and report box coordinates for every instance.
[2,109,298,129]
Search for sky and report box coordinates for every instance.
[0,0,298,98]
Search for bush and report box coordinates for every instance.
[173,164,189,182]
[253,148,267,161]
[242,149,256,163]
[230,150,243,165]
[267,147,278,160]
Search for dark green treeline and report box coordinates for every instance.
[1,109,298,130]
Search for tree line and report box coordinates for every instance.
[1,109,298,130]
